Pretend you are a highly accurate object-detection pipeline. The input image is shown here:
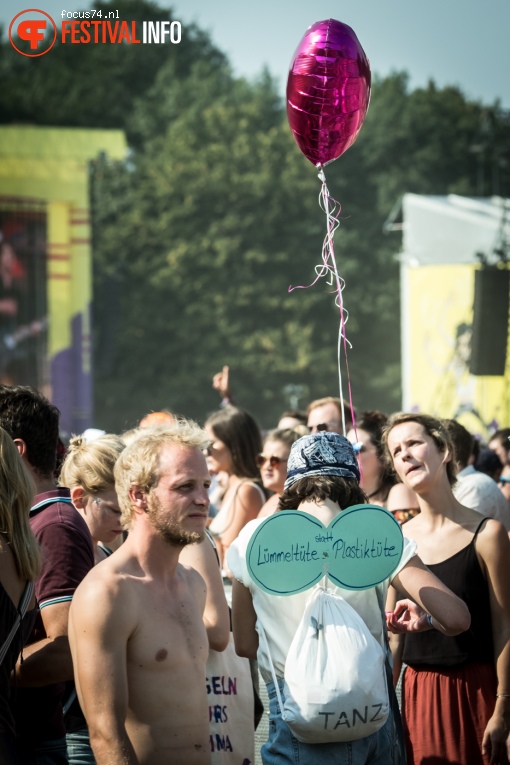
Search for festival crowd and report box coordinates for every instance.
[1,371,510,765]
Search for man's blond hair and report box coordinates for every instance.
[306,396,345,416]
[114,419,209,530]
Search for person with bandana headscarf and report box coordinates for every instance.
[228,432,471,765]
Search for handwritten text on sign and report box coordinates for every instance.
[246,504,403,595]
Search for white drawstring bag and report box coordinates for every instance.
[260,585,389,744]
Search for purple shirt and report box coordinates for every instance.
[14,488,94,744]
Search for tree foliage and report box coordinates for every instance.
[2,2,509,430]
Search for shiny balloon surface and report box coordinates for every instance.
[287,19,371,167]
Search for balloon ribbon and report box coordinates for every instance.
[288,167,357,437]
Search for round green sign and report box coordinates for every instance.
[246,504,403,595]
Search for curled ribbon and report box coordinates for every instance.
[288,167,357,437]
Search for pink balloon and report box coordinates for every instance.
[287,19,371,167]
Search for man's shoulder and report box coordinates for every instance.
[71,560,140,641]
[456,469,501,495]
[455,470,510,526]
[75,552,134,606]
[178,560,206,591]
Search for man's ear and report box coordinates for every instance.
[13,438,27,459]
[71,486,87,510]
[128,484,148,514]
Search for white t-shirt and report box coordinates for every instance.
[228,516,417,682]
[453,466,510,531]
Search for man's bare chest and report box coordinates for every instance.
[127,586,208,673]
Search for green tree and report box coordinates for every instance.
[92,60,509,431]
[92,62,331,429]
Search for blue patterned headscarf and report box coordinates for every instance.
[283,432,360,490]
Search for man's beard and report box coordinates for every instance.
[146,494,205,547]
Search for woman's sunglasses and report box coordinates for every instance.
[256,453,287,468]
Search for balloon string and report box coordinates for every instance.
[288,167,356,437]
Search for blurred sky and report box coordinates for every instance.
[2,0,510,108]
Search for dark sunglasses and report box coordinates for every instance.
[256,453,287,468]
[309,421,341,433]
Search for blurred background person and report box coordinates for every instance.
[205,406,265,570]
[489,429,510,468]
[139,410,174,429]
[347,410,419,524]
[476,447,504,482]
[306,396,354,435]
[276,410,309,434]
[498,466,510,507]
[444,419,510,531]
[257,428,301,518]
[0,427,40,765]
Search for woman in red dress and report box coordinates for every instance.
[384,413,510,765]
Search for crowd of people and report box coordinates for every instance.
[1,375,510,765]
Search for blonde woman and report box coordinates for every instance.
[58,433,124,765]
[59,434,125,564]
[0,427,41,764]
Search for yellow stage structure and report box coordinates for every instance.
[395,193,510,438]
[0,126,127,435]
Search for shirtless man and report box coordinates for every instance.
[69,421,212,765]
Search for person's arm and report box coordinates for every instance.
[385,584,405,685]
[219,483,264,565]
[14,601,73,686]
[391,555,471,636]
[231,579,258,659]
[179,538,230,651]
[212,365,233,405]
[15,512,94,686]
[69,575,139,765]
[476,520,510,764]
